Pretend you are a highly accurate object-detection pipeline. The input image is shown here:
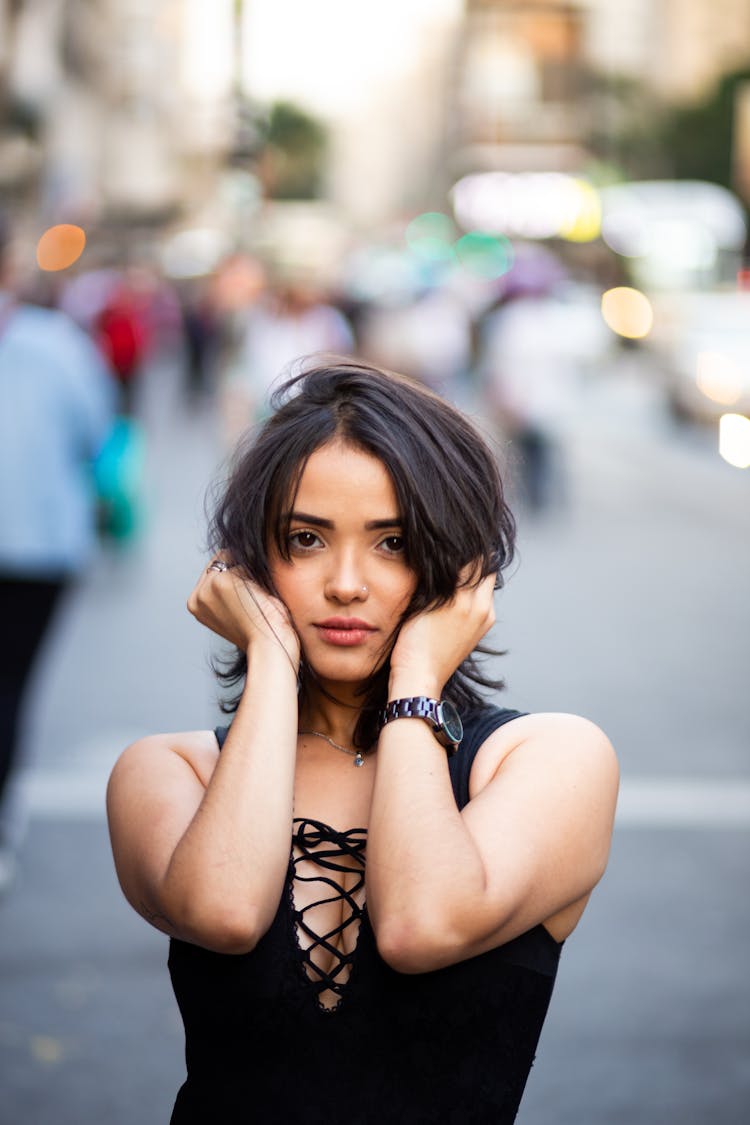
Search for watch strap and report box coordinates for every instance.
[379,696,461,754]
[381,697,439,724]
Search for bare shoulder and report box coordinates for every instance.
[108,728,220,795]
[106,730,220,879]
[105,730,222,940]
[470,711,618,799]
[463,712,618,943]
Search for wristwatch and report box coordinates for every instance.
[379,697,463,754]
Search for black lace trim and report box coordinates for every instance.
[289,817,367,1011]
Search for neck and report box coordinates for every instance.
[299,708,358,748]
[299,683,362,748]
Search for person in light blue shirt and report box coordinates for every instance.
[0,211,116,891]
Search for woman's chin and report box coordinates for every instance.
[301,650,385,691]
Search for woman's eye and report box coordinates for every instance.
[289,530,321,551]
[379,535,405,555]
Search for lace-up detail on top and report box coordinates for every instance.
[290,817,367,1011]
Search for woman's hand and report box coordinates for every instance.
[187,557,300,669]
[388,568,496,696]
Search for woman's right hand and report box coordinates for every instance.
[187,557,300,669]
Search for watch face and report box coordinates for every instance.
[437,701,463,744]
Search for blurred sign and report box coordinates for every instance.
[600,181,746,257]
[450,171,601,242]
[600,180,747,290]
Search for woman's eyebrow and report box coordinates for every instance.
[287,511,334,528]
[365,518,403,530]
[286,511,402,531]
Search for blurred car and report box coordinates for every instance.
[648,289,750,424]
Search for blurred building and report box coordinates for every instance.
[450,0,592,179]
[3,0,750,245]
[0,0,236,230]
[241,0,464,227]
[587,0,750,207]
[587,0,750,102]
[450,0,750,180]
[327,29,460,226]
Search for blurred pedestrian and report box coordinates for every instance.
[361,283,472,402]
[476,262,573,512]
[93,269,152,415]
[178,279,218,406]
[107,361,618,1123]
[0,211,116,892]
[220,271,354,442]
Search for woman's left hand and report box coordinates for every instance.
[388,568,496,695]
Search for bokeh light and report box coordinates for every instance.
[454,231,514,279]
[405,212,456,263]
[695,351,744,406]
[36,224,87,271]
[558,179,602,243]
[601,286,653,339]
[719,413,750,468]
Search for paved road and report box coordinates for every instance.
[1,353,748,1124]
[502,362,750,1124]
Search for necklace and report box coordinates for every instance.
[299,730,366,768]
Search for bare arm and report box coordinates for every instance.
[366,575,619,973]
[106,563,300,954]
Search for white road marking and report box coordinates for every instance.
[615,778,750,828]
[12,770,750,828]
[18,770,111,820]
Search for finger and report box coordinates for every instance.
[457,560,489,589]
[481,574,497,621]
[479,572,497,596]
[205,552,236,576]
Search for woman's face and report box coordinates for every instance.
[268,438,417,693]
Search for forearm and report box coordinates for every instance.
[367,571,500,970]
[161,648,298,951]
[367,678,489,971]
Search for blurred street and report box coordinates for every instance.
[3,3,750,1122]
[0,351,748,1124]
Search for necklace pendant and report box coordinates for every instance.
[354,753,365,768]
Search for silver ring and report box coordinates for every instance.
[207,560,230,573]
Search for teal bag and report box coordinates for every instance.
[93,416,146,542]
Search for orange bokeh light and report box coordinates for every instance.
[36,224,87,272]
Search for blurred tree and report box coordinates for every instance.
[260,101,328,200]
[588,65,750,200]
[659,67,750,192]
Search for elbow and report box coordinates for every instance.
[178,899,268,956]
[373,909,463,975]
[201,921,261,956]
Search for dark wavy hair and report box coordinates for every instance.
[209,360,516,750]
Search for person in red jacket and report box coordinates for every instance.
[95,276,150,413]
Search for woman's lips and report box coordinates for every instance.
[314,619,376,646]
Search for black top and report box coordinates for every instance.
[168,705,562,1124]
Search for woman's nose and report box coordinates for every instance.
[324,555,368,603]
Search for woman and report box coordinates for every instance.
[107,361,618,1124]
